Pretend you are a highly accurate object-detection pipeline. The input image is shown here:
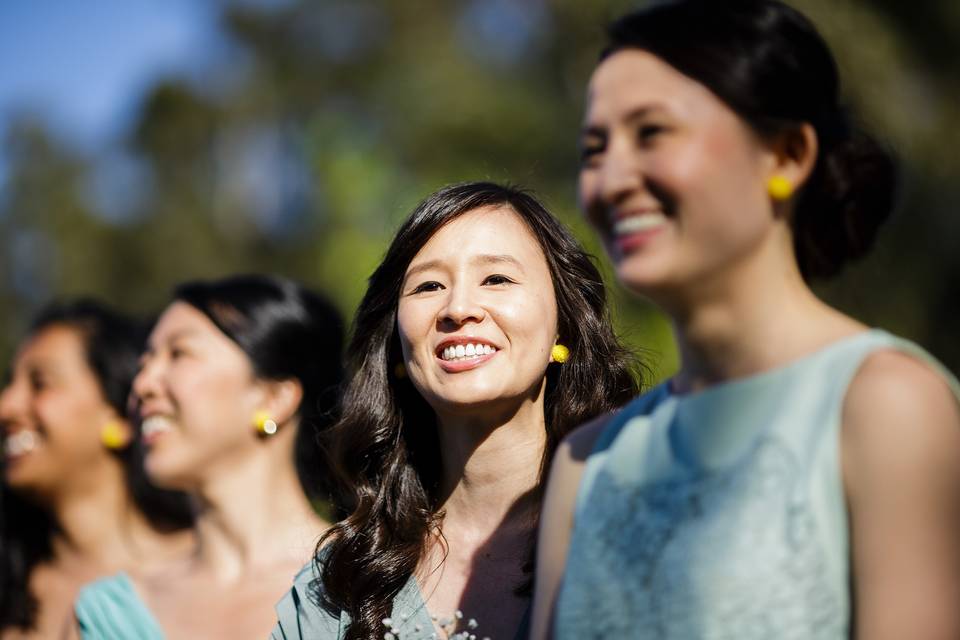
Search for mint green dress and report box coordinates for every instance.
[554,330,960,639]
[75,573,165,640]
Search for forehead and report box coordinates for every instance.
[585,49,722,123]
[409,205,548,268]
[17,324,87,369]
[150,301,222,343]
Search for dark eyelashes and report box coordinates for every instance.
[411,281,443,294]
[409,275,516,293]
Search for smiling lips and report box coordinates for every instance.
[612,210,667,253]
[3,430,38,460]
[435,340,499,373]
[141,415,173,445]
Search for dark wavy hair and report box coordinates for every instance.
[316,182,642,640]
[0,299,192,632]
[173,274,345,500]
[602,0,898,280]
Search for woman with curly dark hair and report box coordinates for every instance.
[0,300,192,639]
[272,182,642,640]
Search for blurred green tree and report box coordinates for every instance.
[1,0,957,381]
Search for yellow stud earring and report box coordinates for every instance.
[767,175,794,201]
[551,344,570,364]
[253,410,278,436]
[100,421,128,450]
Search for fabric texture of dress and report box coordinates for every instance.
[273,556,530,640]
[75,572,165,640]
[554,330,960,639]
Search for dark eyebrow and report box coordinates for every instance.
[472,254,525,272]
[404,259,444,284]
[581,103,672,138]
[146,328,204,353]
[403,254,526,287]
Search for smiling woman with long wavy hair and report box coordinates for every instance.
[272,182,643,640]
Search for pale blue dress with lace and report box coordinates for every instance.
[75,573,165,640]
[554,330,960,639]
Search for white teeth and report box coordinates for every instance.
[142,416,173,437]
[3,431,38,457]
[614,212,668,236]
[439,343,497,362]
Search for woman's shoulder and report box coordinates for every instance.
[74,572,164,639]
[272,556,344,640]
[562,382,671,459]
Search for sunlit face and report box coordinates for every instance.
[133,302,266,490]
[0,325,118,499]
[396,206,559,418]
[578,49,778,299]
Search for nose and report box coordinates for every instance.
[597,140,644,206]
[0,380,26,431]
[131,355,161,404]
[439,283,486,328]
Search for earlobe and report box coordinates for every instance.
[259,378,304,430]
[767,123,818,194]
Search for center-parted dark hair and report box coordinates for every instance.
[173,274,345,499]
[602,0,898,280]
[1,299,192,631]
[317,182,642,640]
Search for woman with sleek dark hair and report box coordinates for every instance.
[532,1,960,638]
[272,182,641,640]
[74,275,344,639]
[0,300,192,639]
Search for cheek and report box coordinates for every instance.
[171,365,256,432]
[36,393,103,450]
[396,302,435,362]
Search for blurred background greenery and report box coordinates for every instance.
[1,0,958,382]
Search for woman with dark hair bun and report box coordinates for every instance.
[0,300,193,639]
[532,1,960,638]
[272,182,641,640]
[74,275,344,639]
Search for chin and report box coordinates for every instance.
[144,453,194,491]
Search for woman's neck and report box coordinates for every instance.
[434,396,547,532]
[668,236,862,392]
[189,445,328,583]
[48,459,156,574]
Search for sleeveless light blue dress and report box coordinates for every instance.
[272,555,531,639]
[554,330,960,639]
[75,573,165,640]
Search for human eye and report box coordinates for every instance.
[410,281,444,294]
[579,138,606,167]
[28,371,48,392]
[168,343,189,361]
[482,274,516,286]
[638,123,668,145]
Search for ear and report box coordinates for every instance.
[764,123,818,194]
[258,378,304,428]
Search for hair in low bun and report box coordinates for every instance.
[794,126,898,279]
[602,0,899,280]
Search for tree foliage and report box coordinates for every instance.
[1,0,958,378]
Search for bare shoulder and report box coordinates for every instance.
[843,348,960,493]
[844,349,960,451]
[842,349,960,637]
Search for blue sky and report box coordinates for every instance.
[0,0,228,152]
